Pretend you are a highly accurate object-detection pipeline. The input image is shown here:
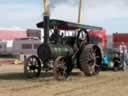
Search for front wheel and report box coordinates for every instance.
[24,55,41,78]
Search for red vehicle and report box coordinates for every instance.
[113,33,128,48]
[89,29,107,48]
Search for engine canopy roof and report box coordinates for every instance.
[37,19,103,31]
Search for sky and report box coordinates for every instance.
[0,0,128,34]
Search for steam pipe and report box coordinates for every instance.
[43,0,49,44]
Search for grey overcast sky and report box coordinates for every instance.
[0,0,128,34]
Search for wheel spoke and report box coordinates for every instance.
[93,48,97,53]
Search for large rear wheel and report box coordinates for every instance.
[79,44,102,76]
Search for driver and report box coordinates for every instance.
[50,26,62,44]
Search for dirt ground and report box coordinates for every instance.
[0,64,128,96]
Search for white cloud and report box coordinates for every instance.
[80,0,126,22]
[50,5,78,22]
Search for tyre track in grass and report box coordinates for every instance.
[54,78,116,96]
[75,79,128,96]
[4,72,124,96]
[54,72,128,96]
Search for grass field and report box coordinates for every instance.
[0,64,128,96]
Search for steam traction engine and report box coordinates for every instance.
[24,16,103,80]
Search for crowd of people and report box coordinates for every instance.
[102,42,128,71]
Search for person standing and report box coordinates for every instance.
[119,42,127,54]
[119,42,127,71]
[113,53,121,71]
[102,55,109,70]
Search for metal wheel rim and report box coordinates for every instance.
[24,56,41,78]
[54,57,67,80]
